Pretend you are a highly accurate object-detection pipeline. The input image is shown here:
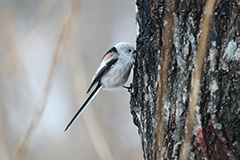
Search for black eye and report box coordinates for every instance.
[128,49,132,52]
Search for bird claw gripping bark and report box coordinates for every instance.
[123,83,133,93]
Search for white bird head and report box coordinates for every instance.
[114,42,136,57]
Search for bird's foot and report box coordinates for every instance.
[123,83,133,93]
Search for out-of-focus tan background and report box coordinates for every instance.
[0,0,142,159]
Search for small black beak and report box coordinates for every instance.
[133,50,138,54]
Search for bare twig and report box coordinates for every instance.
[0,0,59,89]
[14,1,81,160]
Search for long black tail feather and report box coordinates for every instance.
[64,83,102,132]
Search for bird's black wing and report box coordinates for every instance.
[86,58,118,93]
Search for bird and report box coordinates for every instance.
[64,42,136,131]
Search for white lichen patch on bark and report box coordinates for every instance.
[163,101,171,123]
[189,150,196,160]
[172,141,182,159]
[223,40,239,62]
[208,41,218,72]
[221,40,240,69]
[207,79,219,114]
[209,79,218,93]
[193,105,201,135]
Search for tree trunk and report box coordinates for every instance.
[131,0,240,159]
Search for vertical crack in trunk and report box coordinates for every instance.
[179,0,217,159]
[156,0,176,159]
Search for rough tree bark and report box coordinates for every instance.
[130,0,240,160]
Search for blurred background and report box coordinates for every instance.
[0,0,142,159]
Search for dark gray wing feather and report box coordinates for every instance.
[86,58,118,93]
